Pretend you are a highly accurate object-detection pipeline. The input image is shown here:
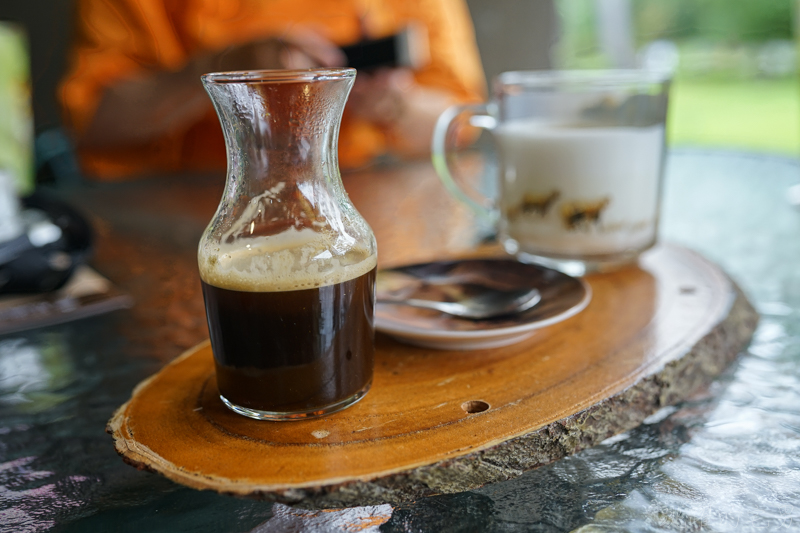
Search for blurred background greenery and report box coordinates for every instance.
[555,0,799,155]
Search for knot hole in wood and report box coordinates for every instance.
[461,400,490,414]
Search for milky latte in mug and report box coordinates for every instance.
[495,120,664,259]
[432,70,670,274]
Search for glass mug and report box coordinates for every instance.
[433,70,671,275]
[199,69,377,421]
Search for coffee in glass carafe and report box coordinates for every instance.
[199,68,377,420]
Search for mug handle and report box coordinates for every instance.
[431,103,498,224]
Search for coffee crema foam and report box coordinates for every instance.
[199,227,376,292]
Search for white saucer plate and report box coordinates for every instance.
[375,258,591,350]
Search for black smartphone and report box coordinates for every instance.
[341,25,429,71]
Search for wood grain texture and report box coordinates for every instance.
[108,244,757,507]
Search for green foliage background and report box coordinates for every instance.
[559,0,794,60]
[633,0,792,43]
[556,0,799,155]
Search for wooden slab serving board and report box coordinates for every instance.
[108,245,757,508]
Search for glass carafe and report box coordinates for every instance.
[199,69,377,421]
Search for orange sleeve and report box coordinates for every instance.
[406,0,486,104]
[59,0,209,178]
[60,0,189,136]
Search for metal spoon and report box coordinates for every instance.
[377,288,541,320]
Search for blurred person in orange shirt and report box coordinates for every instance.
[59,0,486,180]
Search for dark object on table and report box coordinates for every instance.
[342,25,429,71]
[0,191,92,295]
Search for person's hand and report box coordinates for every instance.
[347,68,415,125]
[216,29,345,72]
[347,68,455,158]
[82,28,345,149]
[273,29,346,69]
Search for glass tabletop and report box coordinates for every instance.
[2,149,799,532]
